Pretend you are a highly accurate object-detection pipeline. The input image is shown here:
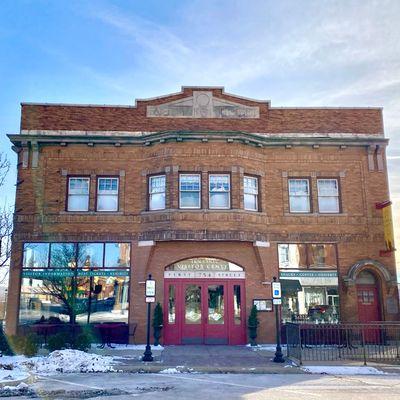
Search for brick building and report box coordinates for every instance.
[5,86,399,344]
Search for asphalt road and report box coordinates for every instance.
[6,372,400,399]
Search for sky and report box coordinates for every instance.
[0,0,399,270]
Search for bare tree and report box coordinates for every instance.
[0,153,12,279]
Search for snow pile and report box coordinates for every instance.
[0,367,29,383]
[301,366,386,375]
[247,344,287,352]
[1,349,118,376]
[0,382,35,397]
[160,367,181,374]
[96,344,164,351]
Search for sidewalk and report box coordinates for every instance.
[91,344,304,374]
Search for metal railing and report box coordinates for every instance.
[285,322,400,365]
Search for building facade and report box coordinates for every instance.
[5,87,399,344]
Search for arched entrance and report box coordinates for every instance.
[356,270,381,322]
[163,257,246,345]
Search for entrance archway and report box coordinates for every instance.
[356,270,382,322]
[163,257,246,345]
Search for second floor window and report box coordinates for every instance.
[244,176,259,211]
[317,179,340,213]
[97,177,119,212]
[149,175,166,210]
[288,178,310,213]
[68,177,90,211]
[180,174,201,209]
[209,174,230,209]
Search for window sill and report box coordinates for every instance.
[140,208,268,215]
[284,212,348,217]
[60,211,124,215]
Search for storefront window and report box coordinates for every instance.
[309,244,337,268]
[278,244,307,269]
[168,285,176,324]
[77,243,104,268]
[49,243,76,268]
[20,242,131,326]
[23,243,49,268]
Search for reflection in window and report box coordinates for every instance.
[185,285,201,324]
[104,243,130,268]
[208,285,224,324]
[149,175,166,210]
[233,285,241,325]
[97,177,119,212]
[77,243,104,268]
[209,174,230,209]
[23,243,49,268]
[244,176,258,211]
[68,177,90,211]
[19,274,129,325]
[168,285,176,324]
[288,179,310,213]
[179,174,201,209]
[278,244,307,269]
[49,243,76,268]
[309,244,337,268]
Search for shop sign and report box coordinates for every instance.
[173,258,229,271]
[376,200,396,254]
[22,269,129,279]
[164,271,245,279]
[280,271,338,278]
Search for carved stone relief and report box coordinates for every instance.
[147,91,260,119]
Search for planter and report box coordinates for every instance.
[153,325,163,346]
[248,325,258,346]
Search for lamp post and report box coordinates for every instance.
[142,274,155,362]
[272,276,284,363]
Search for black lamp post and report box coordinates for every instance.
[273,276,285,363]
[142,274,154,362]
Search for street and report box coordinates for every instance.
[5,372,400,399]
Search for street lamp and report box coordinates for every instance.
[272,276,285,363]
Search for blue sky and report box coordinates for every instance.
[1,0,400,268]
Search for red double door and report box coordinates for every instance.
[164,279,246,345]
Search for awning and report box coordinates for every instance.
[280,279,302,296]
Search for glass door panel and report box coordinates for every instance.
[233,284,241,325]
[208,285,224,324]
[168,285,176,324]
[185,285,202,324]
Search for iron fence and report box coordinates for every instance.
[285,322,400,365]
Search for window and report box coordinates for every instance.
[209,174,230,209]
[149,175,166,210]
[97,177,119,212]
[278,244,307,269]
[309,244,337,268]
[49,243,76,268]
[317,179,340,213]
[179,174,201,209]
[77,243,104,268]
[288,179,310,213]
[244,176,258,211]
[67,177,90,211]
[104,243,130,268]
[23,243,49,268]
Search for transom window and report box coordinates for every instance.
[67,177,90,211]
[288,179,310,213]
[244,176,259,211]
[317,179,340,213]
[149,175,166,210]
[209,174,230,209]
[97,177,119,212]
[179,174,201,209]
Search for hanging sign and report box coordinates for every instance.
[376,200,396,255]
[145,279,156,297]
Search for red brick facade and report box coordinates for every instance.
[6,87,399,344]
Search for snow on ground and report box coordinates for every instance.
[93,344,164,351]
[301,366,386,375]
[246,344,287,352]
[0,368,29,384]
[160,367,181,374]
[0,349,117,376]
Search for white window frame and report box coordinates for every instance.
[288,178,311,213]
[149,175,166,210]
[97,177,119,212]
[67,177,90,212]
[209,174,231,209]
[317,178,340,214]
[179,174,201,209]
[244,175,259,211]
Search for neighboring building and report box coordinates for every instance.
[5,86,399,344]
